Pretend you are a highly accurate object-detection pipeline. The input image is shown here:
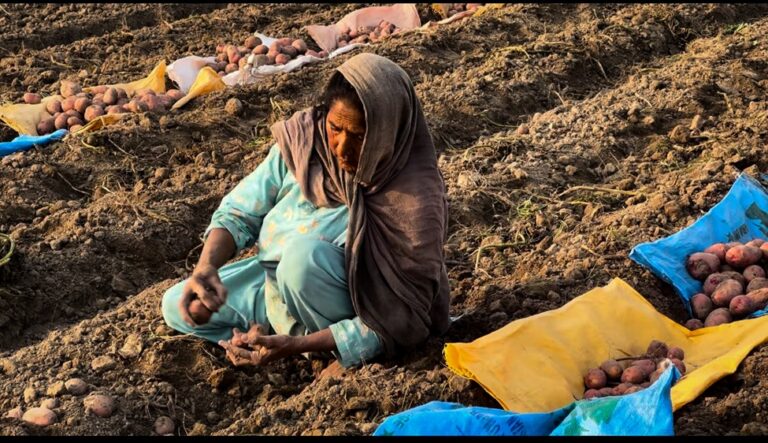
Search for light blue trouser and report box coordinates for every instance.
[161,239,355,343]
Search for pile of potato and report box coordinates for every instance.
[684,239,768,329]
[336,20,401,47]
[210,35,264,75]
[444,3,484,16]
[247,37,325,69]
[31,80,184,136]
[583,340,685,399]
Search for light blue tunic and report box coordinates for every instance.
[161,144,383,367]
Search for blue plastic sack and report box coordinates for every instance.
[629,173,768,319]
[0,129,67,157]
[373,366,680,436]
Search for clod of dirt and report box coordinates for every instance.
[345,397,374,412]
[6,407,22,420]
[207,368,236,390]
[110,273,136,296]
[153,416,175,435]
[46,381,66,397]
[65,378,88,396]
[22,407,56,427]
[225,98,244,116]
[91,356,117,372]
[83,394,115,418]
[40,398,59,410]
[23,387,37,404]
[118,334,144,359]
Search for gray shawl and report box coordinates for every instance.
[271,53,450,356]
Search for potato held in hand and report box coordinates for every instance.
[686,252,720,280]
[189,298,212,325]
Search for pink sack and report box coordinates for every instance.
[306,4,421,53]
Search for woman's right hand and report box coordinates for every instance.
[178,264,228,327]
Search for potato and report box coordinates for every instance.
[726,241,743,249]
[305,50,320,58]
[631,358,656,377]
[60,80,81,98]
[267,54,277,65]
[729,295,755,317]
[291,39,307,53]
[746,288,768,310]
[41,398,59,409]
[230,53,241,65]
[65,378,88,395]
[598,387,614,397]
[620,366,645,384]
[45,100,62,114]
[711,279,743,307]
[704,307,732,327]
[599,359,623,381]
[684,318,704,330]
[686,252,720,280]
[615,383,634,395]
[244,36,261,49]
[91,85,108,94]
[61,97,76,112]
[318,50,328,58]
[583,389,600,399]
[166,89,184,102]
[22,407,56,427]
[64,109,81,118]
[646,340,669,359]
[726,245,762,269]
[154,415,175,435]
[37,117,56,135]
[135,88,156,98]
[747,277,768,293]
[103,87,119,106]
[721,271,747,287]
[281,45,298,57]
[670,358,686,374]
[23,92,42,104]
[225,63,238,74]
[746,238,766,248]
[189,299,212,325]
[125,99,149,113]
[275,54,292,65]
[84,394,115,418]
[69,124,83,133]
[106,105,123,115]
[84,105,105,122]
[74,97,91,114]
[67,116,84,128]
[277,37,293,46]
[743,265,766,282]
[252,44,269,55]
[691,293,713,320]
[54,113,69,130]
[6,407,22,419]
[667,346,685,360]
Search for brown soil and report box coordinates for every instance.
[1,3,768,436]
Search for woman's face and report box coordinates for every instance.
[326,98,366,174]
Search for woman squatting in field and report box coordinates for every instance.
[161,53,451,373]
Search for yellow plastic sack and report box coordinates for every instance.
[445,278,768,413]
[171,66,226,110]
[83,60,167,97]
[0,95,62,136]
[0,61,167,136]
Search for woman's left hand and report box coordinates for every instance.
[218,331,297,367]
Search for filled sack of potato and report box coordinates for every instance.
[305,3,421,53]
[444,278,768,415]
[630,172,768,320]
